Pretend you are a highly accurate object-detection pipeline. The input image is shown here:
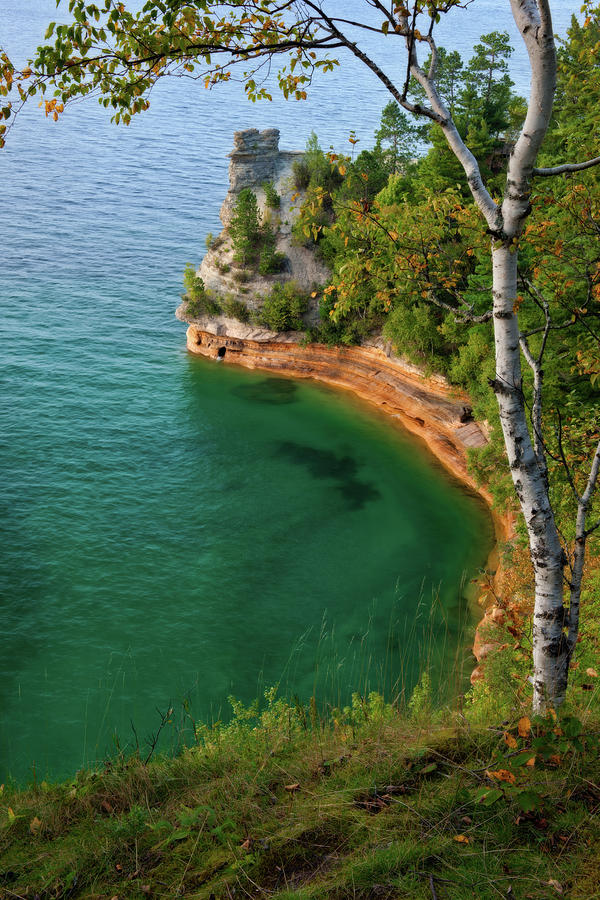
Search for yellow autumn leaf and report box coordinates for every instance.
[586,667,598,678]
[526,757,536,768]
[338,164,346,176]
[517,716,531,737]
[453,834,470,844]
[504,731,518,749]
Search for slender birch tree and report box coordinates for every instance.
[2,0,599,710]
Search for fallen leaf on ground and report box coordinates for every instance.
[453,834,470,844]
[487,769,517,784]
[586,667,598,678]
[284,783,300,792]
[518,716,531,737]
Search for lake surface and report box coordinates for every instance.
[1,1,580,782]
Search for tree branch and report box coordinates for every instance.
[555,410,581,504]
[424,291,493,323]
[533,157,600,178]
[568,439,600,654]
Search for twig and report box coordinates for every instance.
[144,702,173,765]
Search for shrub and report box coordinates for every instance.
[291,186,332,248]
[383,301,447,370]
[257,281,308,332]
[205,231,214,250]
[233,269,250,283]
[222,295,251,323]
[183,264,221,317]
[229,188,262,266]
[292,158,311,190]
[263,181,281,209]
[304,132,344,193]
[258,223,286,275]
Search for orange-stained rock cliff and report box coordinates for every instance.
[181,317,513,544]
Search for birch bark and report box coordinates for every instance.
[408,0,573,709]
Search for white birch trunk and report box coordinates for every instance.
[334,0,595,710]
[490,245,569,711]
[410,0,573,710]
[491,1,571,711]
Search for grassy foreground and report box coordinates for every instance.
[2,687,600,900]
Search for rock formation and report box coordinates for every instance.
[220,128,287,225]
[195,128,329,309]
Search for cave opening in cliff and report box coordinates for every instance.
[217,347,226,358]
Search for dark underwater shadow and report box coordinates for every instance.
[274,440,381,510]
[232,377,299,405]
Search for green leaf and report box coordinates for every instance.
[511,751,536,767]
[516,790,542,813]
[474,786,503,806]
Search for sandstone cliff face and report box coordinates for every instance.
[180,318,491,501]
[197,128,329,313]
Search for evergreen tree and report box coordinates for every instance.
[374,101,420,173]
[229,188,261,267]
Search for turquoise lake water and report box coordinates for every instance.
[1,1,580,782]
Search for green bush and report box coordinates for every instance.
[222,295,251,323]
[292,158,311,190]
[233,269,250,283]
[306,290,376,346]
[258,223,286,275]
[183,264,221,317]
[303,132,343,193]
[259,247,286,275]
[263,181,281,209]
[257,282,308,332]
[383,301,447,370]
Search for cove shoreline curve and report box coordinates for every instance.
[179,314,516,684]
[179,312,513,546]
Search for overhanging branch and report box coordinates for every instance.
[533,157,600,177]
